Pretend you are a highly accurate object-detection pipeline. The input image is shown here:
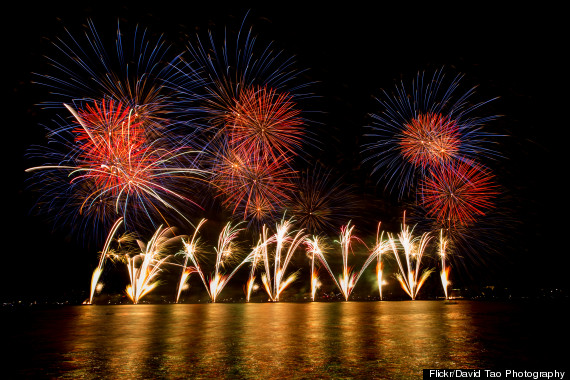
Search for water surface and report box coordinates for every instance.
[2,301,566,379]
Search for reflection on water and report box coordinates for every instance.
[3,301,566,379]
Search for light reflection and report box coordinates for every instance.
[9,301,561,378]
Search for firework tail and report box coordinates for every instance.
[338,223,356,300]
[260,217,306,301]
[176,218,207,303]
[208,241,258,302]
[88,217,124,304]
[370,223,390,300]
[348,223,390,301]
[439,229,451,299]
[245,233,267,302]
[125,225,174,304]
[376,260,383,300]
[180,221,256,302]
[337,222,384,301]
[389,213,434,300]
[304,235,342,300]
[181,226,211,301]
[208,222,244,302]
[305,236,321,301]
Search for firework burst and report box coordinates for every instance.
[399,112,461,169]
[173,13,313,227]
[210,142,296,225]
[26,99,207,234]
[37,20,190,137]
[285,166,360,235]
[419,159,498,227]
[362,68,499,197]
[223,85,305,161]
[176,12,312,135]
[145,12,320,232]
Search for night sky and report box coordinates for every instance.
[3,3,566,301]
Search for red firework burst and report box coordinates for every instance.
[420,160,498,227]
[62,99,203,220]
[212,146,295,222]
[224,85,304,161]
[399,112,461,169]
[72,100,151,197]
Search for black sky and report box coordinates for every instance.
[3,3,566,300]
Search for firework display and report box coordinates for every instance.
[371,223,391,300]
[24,14,506,304]
[78,213,469,303]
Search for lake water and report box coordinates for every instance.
[2,300,566,379]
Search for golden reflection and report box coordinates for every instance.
[56,301,498,378]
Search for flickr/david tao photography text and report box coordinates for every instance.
[425,369,566,380]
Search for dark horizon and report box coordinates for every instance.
[4,3,566,301]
